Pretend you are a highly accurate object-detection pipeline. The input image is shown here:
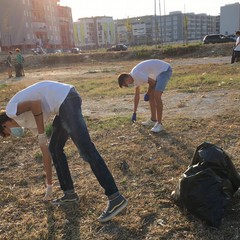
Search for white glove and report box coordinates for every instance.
[44,184,53,201]
[38,133,48,146]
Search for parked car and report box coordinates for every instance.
[107,44,128,52]
[31,47,46,55]
[71,47,81,54]
[227,34,237,41]
[203,34,235,44]
[54,49,62,54]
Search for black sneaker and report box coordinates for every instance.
[51,193,79,205]
[98,194,128,223]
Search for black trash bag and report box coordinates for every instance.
[172,142,240,228]
[190,142,240,192]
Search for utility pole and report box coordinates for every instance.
[163,0,166,43]
[159,0,162,45]
[183,4,188,45]
[154,0,158,47]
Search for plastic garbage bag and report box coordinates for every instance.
[172,142,240,228]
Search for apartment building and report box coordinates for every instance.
[58,5,74,50]
[73,16,115,49]
[0,0,74,51]
[114,12,218,45]
[0,1,234,51]
[115,16,156,45]
[158,12,184,43]
[220,2,240,35]
[179,12,218,41]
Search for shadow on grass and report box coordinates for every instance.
[138,127,193,166]
[98,212,157,240]
[46,202,81,240]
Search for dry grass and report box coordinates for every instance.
[0,57,240,240]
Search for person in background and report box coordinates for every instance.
[236,31,240,43]
[118,59,172,133]
[0,80,127,223]
[15,48,25,77]
[231,31,240,64]
[6,51,13,78]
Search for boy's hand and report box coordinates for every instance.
[44,184,53,201]
[144,93,149,101]
[131,113,137,122]
[38,133,48,146]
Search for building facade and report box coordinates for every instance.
[73,16,115,49]
[0,0,74,51]
[0,1,236,51]
[220,2,240,35]
[115,16,156,45]
[114,12,218,46]
[58,5,74,50]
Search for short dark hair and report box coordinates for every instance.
[0,111,11,137]
[118,73,129,88]
[236,31,240,35]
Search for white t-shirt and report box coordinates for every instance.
[236,36,240,46]
[6,80,73,134]
[130,59,170,87]
[235,36,240,51]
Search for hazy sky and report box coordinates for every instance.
[59,0,238,21]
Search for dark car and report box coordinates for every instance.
[203,34,235,44]
[107,44,128,52]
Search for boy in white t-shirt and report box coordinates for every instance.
[236,31,240,46]
[231,31,240,63]
[118,59,172,133]
[0,80,127,223]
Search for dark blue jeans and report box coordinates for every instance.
[49,88,118,197]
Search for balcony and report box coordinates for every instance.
[32,22,47,32]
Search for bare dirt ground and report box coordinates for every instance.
[0,55,240,240]
[1,56,237,120]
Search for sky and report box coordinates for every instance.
[59,0,239,21]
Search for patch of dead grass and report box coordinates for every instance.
[0,60,240,239]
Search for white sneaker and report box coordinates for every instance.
[151,123,164,133]
[142,119,157,127]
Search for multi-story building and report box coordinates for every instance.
[73,16,115,49]
[73,18,96,49]
[180,12,218,41]
[0,0,74,51]
[115,16,156,45]
[114,11,218,46]
[58,5,74,50]
[31,0,61,49]
[0,1,234,51]
[220,2,240,35]
[158,12,184,43]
